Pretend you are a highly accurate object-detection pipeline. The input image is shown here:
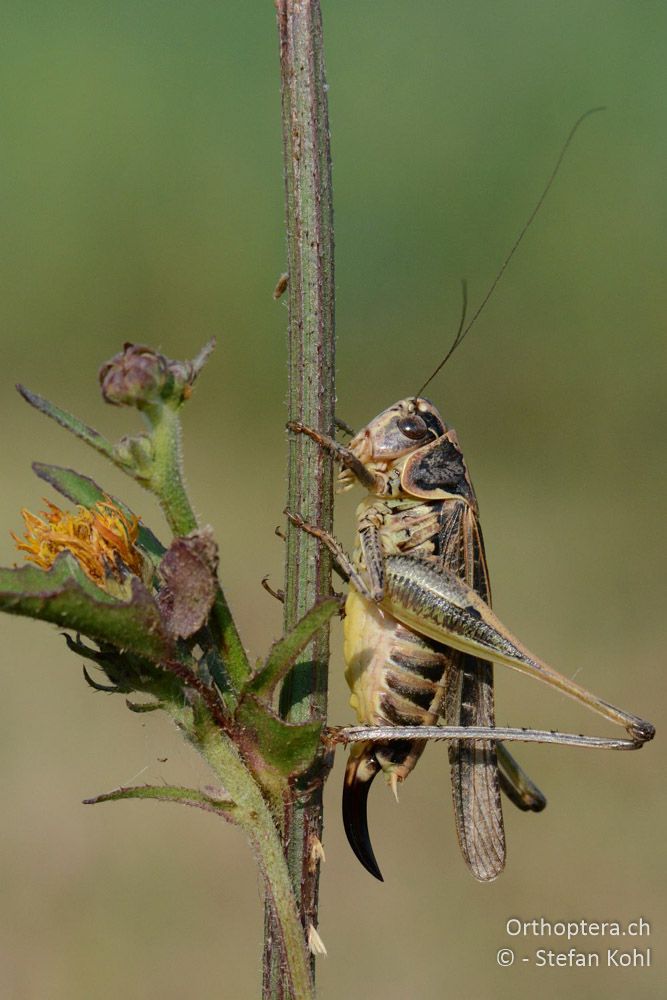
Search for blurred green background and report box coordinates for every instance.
[0,2,665,998]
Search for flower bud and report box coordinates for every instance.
[99,344,170,408]
[113,433,155,477]
[99,340,215,410]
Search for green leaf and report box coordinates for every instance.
[247,596,341,699]
[32,462,165,560]
[0,552,170,663]
[82,665,120,692]
[235,694,322,778]
[210,591,252,696]
[65,633,185,702]
[18,385,115,459]
[125,698,162,713]
[83,783,236,818]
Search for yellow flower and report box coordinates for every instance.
[13,500,144,585]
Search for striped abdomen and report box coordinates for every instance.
[342,586,453,879]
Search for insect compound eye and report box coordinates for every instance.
[397,414,428,440]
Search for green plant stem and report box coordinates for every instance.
[148,405,198,536]
[149,405,250,696]
[168,705,315,1000]
[266,1,336,996]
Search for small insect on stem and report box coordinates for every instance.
[286,109,654,883]
[273,272,289,300]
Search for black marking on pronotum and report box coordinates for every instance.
[404,438,468,493]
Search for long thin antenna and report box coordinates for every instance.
[452,277,468,349]
[417,107,606,397]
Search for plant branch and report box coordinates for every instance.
[168,705,315,1000]
[148,404,198,536]
[266,1,336,996]
[83,782,238,816]
[147,404,250,699]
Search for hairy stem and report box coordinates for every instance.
[150,405,250,697]
[148,405,198,536]
[266,1,336,996]
[167,706,315,1000]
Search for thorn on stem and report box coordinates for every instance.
[82,665,119,693]
[307,924,327,957]
[261,575,285,603]
[334,416,356,438]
